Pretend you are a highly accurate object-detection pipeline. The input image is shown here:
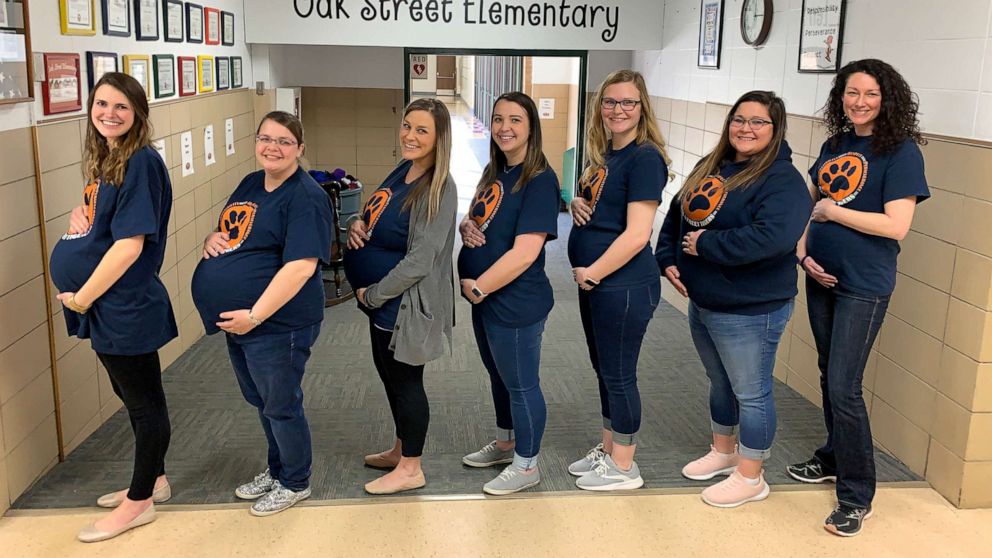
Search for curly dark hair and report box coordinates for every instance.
[823,59,925,154]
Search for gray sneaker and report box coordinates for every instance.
[483,465,541,495]
[575,454,644,491]
[234,469,275,500]
[462,441,515,468]
[250,481,311,516]
[567,443,606,477]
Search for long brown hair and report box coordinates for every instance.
[477,92,549,194]
[83,72,153,186]
[679,90,788,200]
[401,98,452,222]
[582,69,673,183]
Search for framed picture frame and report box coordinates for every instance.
[153,54,175,98]
[798,0,846,73]
[697,0,724,69]
[0,0,36,105]
[203,6,220,45]
[215,56,229,90]
[42,53,82,114]
[231,56,243,88]
[101,0,130,37]
[221,10,234,46]
[178,55,196,96]
[197,55,214,92]
[163,0,183,42]
[133,0,158,40]
[85,51,118,92]
[60,0,96,36]
[123,54,151,98]
[185,2,202,43]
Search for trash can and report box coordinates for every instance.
[337,184,363,244]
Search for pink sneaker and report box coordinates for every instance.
[700,470,769,508]
[681,445,739,480]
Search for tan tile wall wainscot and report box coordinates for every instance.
[651,96,992,508]
[0,88,256,511]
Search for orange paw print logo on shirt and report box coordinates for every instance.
[580,167,608,211]
[62,181,100,240]
[362,188,393,238]
[470,181,503,231]
[682,176,727,227]
[818,153,867,205]
[218,202,257,252]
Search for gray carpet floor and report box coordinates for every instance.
[13,214,918,508]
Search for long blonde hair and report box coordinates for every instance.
[477,92,549,194]
[582,69,673,184]
[83,72,153,186]
[401,98,452,222]
[678,90,788,200]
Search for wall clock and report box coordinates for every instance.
[741,0,773,47]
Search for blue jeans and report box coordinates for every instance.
[806,278,889,508]
[578,280,660,446]
[226,323,320,491]
[471,308,547,469]
[688,300,792,461]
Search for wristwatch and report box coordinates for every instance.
[247,309,263,327]
[471,282,488,299]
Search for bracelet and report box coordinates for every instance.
[800,255,811,268]
[247,310,263,327]
[66,294,91,314]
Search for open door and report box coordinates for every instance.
[436,55,456,95]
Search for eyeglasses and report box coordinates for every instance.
[255,135,298,147]
[602,98,642,111]
[729,116,773,130]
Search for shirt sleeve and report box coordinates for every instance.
[111,149,166,242]
[654,195,682,270]
[515,169,560,241]
[626,146,668,203]
[882,141,930,204]
[282,185,333,266]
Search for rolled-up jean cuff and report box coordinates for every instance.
[602,417,612,430]
[738,441,771,461]
[512,452,539,470]
[611,431,637,447]
[496,428,514,442]
[711,420,737,436]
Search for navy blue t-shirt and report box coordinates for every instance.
[343,161,414,330]
[807,132,930,296]
[567,141,667,289]
[49,146,178,355]
[457,166,560,327]
[191,166,333,336]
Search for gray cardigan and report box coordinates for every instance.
[362,175,457,365]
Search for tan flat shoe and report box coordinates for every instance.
[96,483,171,508]
[363,452,400,469]
[364,470,426,495]
[77,504,156,543]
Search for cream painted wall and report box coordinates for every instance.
[634,0,992,140]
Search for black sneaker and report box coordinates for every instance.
[786,458,837,483]
[824,504,873,537]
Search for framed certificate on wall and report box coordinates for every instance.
[123,54,151,98]
[216,56,229,90]
[204,6,220,45]
[60,0,96,36]
[178,56,196,96]
[86,51,118,92]
[163,0,183,42]
[101,0,130,36]
[153,54,175,98]
[197,55,214,92]
[221,10,234,45]
[185,2,202,43]
[43,53,82,114]
[133,0,159,40]
[231,56,243,89]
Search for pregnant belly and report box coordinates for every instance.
[343,245,405,289]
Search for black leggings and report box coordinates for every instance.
[369,323,429,457]
[97,352,171,501]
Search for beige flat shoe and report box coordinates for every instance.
[77,504,156,543]
[96,483,172,508]
[363,452,400,469]
[364,470,426,495]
